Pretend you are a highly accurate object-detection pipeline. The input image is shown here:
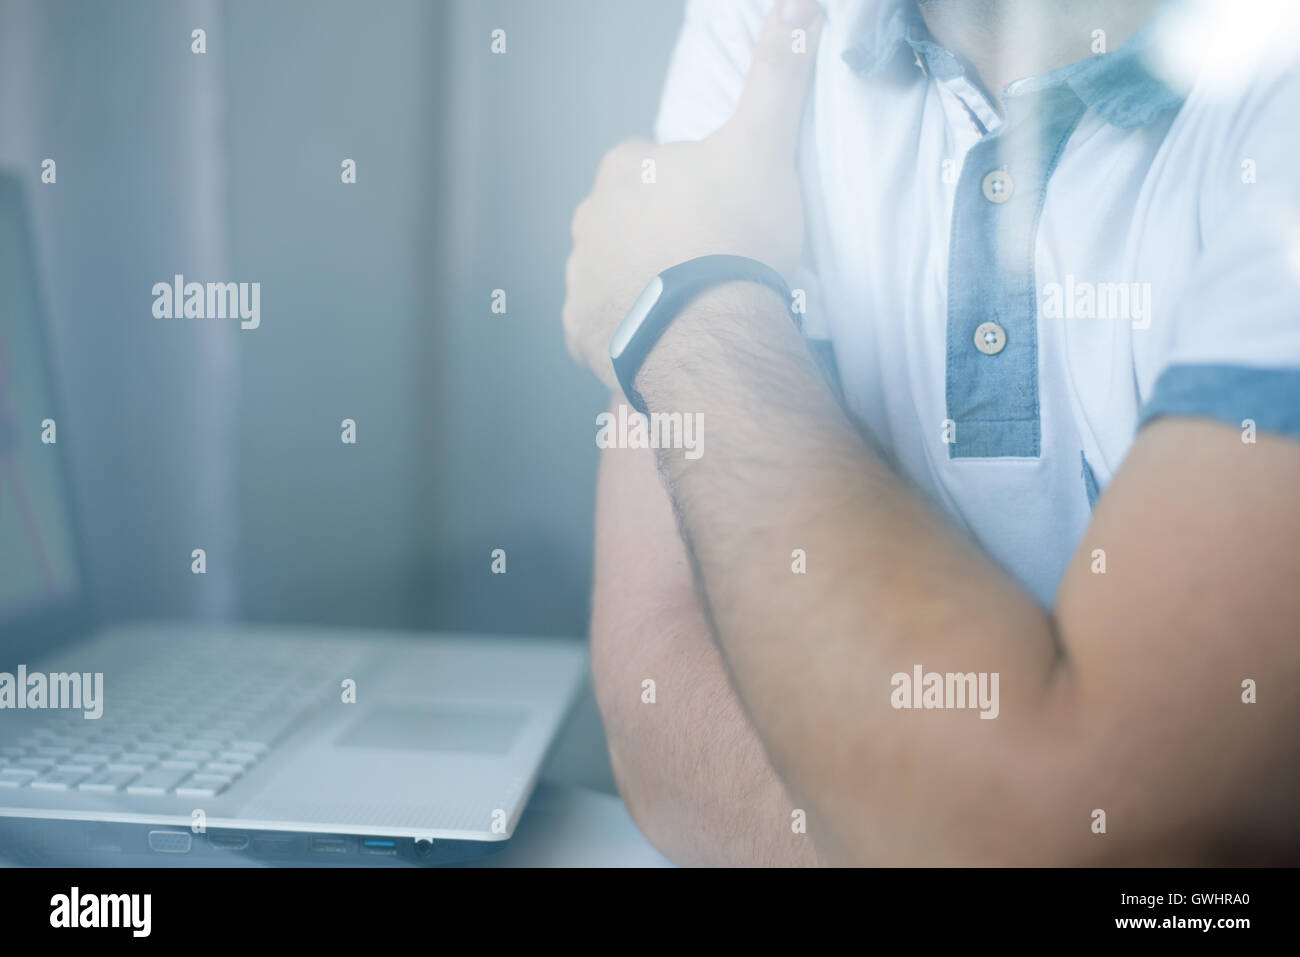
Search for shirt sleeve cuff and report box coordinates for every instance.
[1139,364,1300,439]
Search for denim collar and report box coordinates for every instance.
[840,0,1185,128]
[839,0,932,80]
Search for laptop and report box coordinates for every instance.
[0,172,587,866]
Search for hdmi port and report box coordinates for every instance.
[208,833,250,851]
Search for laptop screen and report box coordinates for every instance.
[0,176,81,628]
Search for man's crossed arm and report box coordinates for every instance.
[568,1,1300,864]
[633,281,1300,865]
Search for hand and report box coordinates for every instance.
[562,0,825,391]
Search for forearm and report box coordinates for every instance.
[589,427,820,866]
[590,597,819,866]
[638,284,1072,863]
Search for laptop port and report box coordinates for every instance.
[251,836,297,856]
[147,830,192,854]
[360,838,398,856]
[310,836,351,854]
[208,833,250,851]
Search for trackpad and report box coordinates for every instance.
[336,706,526,754]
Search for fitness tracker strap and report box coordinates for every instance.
[608,254,792,414]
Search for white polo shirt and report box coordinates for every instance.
[655,0,1300,606]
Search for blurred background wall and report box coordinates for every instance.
[0,0,237,620]
[0,0,690,790]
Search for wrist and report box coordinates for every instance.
[634,280,796,410]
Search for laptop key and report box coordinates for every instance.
[79,742,122,755]
[78,770,140,792]
[98,738,132,750]
[107,761,151,773]
[56,763,98,774]
[69,753,110,768]
[170,749,213,762]
[116,752,160,766]
[13,757,56,772]
[174,774,231,798]
[45,731,91,744]
[201,762,245,777]
[145,732,186,745]
[226,740,270,754]
[31,769,88,791]
[32,745,74,758]
[125,766,192,796]
[218,752,258,767]
[239,716,296,743]
[92,734,136,747]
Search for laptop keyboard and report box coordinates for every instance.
[0,641,341,799]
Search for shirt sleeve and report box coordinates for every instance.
[653,0,771,145]
[1139,64,1300,440]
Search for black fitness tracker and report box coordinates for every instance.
[608,254,793,414]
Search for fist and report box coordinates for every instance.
[562,0,825,391]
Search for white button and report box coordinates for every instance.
[974,321,1006,355]
[982,170,1014,204]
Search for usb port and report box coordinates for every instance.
[310,836,351,854]
[360,838,398,856]
[251,836,297,856]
